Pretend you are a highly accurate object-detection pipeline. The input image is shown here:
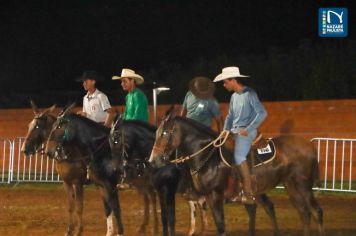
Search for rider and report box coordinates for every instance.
[181,76,223,131]
[112,68,149,122]
[77,70,114,128]
[213,66,267,204]
[112,68,149,189]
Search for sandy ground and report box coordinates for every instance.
[0,184,355,236]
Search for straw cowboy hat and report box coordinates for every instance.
[76,70,103,82]
[189,76,215,99]
[213,66,249,82]
[112,68,144,85]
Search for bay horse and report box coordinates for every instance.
[109,117,180,236]
[21,102,88,236]
[45,104,124,236]
[110,115,257,236]
[149,113,325,236]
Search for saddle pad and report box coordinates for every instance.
[253,139,276,167]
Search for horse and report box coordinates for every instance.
[21,102,88,236]
[108,115,205,236]
[45,104,124,236]
[149,113,325,236]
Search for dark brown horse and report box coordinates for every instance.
[149,113,325,236]
[21,102,87,236]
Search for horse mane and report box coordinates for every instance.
[123,120,157,132]
[67,113,110,134]
[174,116,218,138]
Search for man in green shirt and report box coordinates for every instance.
[112,68,149,122]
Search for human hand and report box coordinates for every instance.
[77,111,87,117]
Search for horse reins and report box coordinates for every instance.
[170,130,232,168]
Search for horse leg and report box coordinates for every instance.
[197,197,209,236]
[148,189,159,236]
[187,201,197,236]
[307,193,324,236]
[256,194,280,236]
[158,185,176,236]
[73,183,84,236]
[63,182,75,236]
[166,186,176,236]
[158,187,169,236]
[137,190,150,234]
[206,191,225,236]
[243,202,256,236]
[100,184,124,236]
[285,183,311,236]
[298,189,325,236]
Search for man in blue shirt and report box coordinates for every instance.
[214,66,267,203]
[181,76,223,131]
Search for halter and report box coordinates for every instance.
[151,121,176,162]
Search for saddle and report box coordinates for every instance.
[248,132,276,167]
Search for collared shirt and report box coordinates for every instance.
[83,89,111,123]
[123,88,149,122]
[224,86,267,134]
[182,91,221,127]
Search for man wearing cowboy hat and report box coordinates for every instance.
[181,76,223,131]
[77,70,114,128]
[112,68,149,122]
[214,66,267,204]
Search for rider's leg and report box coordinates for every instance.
[233,129,257,204]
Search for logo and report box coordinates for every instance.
[319,8,348,37]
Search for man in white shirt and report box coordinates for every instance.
[77,71,114,128]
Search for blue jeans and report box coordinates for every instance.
[233,129,257,165]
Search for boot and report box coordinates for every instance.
[238,161,256,204]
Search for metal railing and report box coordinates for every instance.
[1,138,61,183]
[1,137,355,193]
[0,138,13,184]
[311,137,356,193]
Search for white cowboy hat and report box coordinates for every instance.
[112,68,144,85]
[213,66,249,82]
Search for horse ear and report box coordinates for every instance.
[60,103,76,117]
[163,105,176,122]
[30,99,40,115]
[42,104,56,115]
[112,110,123,128]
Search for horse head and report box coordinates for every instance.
[149,106,181,168]
[21,100,56,156]
[45,103,76,160]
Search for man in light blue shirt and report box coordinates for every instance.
[181,77,223,131]
[214,66,267,204]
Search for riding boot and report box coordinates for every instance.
[238,160,256,204]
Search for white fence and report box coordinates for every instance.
[0,139,13,184]
[311,138,356,193]
[1,138,61,183]
[1,137,355,193]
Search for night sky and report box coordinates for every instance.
[0,0,354,108]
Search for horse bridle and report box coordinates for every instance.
[153,120,177,162]
[25,116,52,154]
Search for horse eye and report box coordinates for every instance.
[162,131,168,136]
[35,125,40,129]
[57,126,61,129]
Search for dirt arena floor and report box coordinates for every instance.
[0,184,355,236]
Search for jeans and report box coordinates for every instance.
[233,129,257,165]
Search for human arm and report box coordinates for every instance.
[245,91,267,134]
